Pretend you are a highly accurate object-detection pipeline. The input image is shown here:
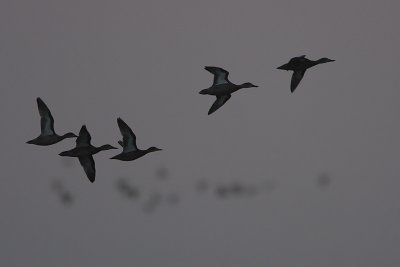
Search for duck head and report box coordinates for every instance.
[277,63,290,70]
[59,150,74,157]
[99,144,118,151]
[62,132,78,139]
[146,146,162,153]
[317,58,335,64]
[240,82,258,88]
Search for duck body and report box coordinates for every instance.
[200,83,241,96]
[110,118,162,162]
[199,66,258,115]
[111,149,152,161]
[59,145,108,157]
[27,134,74,146]
[277,56,335,93]
[59,125,116,183]
[27,97,77,146]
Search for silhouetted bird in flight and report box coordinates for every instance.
[59,125,116,183]
[110,118,162,161]
[27,97,77,145]
[51,180,74,206]
[277,56,335,93]
[199,66,258,115]
[115,178,140,199]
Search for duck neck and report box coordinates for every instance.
[311,58,328,67]
[308,60,321,68]
[238,83,250,90]
[92,146,104,153]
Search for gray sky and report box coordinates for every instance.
[1,0,400,266]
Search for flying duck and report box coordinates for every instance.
[26,97,77,145]
[59,125,117,183]
[277,55,335,93]
[110,118,162,161]
[199,66,258,115]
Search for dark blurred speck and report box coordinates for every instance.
[316,173,331,189]
[60,192,74,206]
[51,180,74,207]
[195,179,209,193]
[155,166,169,181]
[116,178,140,200]
[142,192,162,213]
[215,185,229,198]
[166,193,180,205]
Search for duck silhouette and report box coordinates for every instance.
[277,55,335,93]
[110,118,162,161]
[199,66,258,115]
[59,125,116,183]
[27,97,77,145]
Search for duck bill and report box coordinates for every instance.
[277,63,289,70]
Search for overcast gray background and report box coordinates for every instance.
[1,0,400,266]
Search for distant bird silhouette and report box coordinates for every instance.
[142,192,162,213]
[27,97,77,145]
[199,66,258,115]
[215,185,229,198]
[155,165,169,180]
[165,193,180,205]
[195,179,209,193]
[59,125,116,183]
[316,173,331,189]
[51,180,74,206]
[116,178,140,199]
[110,118,162,161]
[277,55,335,93]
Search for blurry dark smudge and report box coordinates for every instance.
[165,192,180,205]
[142,192,162,214]
[215,185,230,198]
[60,191,74,205]
[51,180,74,207]
[231,182,245,194]
[116,178,140,200]
[214,181,274,199]
[195,179,209,193]
[155,165,169,181]
[60,157,74,169]
[316,173,331,189]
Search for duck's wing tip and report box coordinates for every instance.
[208,94,231,115]
[290,70,306,93]
[79,156,96,183]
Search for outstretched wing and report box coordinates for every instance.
[78,155,96,183]
[76,125,92,147]
[205,66,231,86]
[37,97,55,135]
[291,70,306,93]
[208,94,232,115]
[117,118,138,153]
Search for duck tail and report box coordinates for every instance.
[199,89,209,95]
